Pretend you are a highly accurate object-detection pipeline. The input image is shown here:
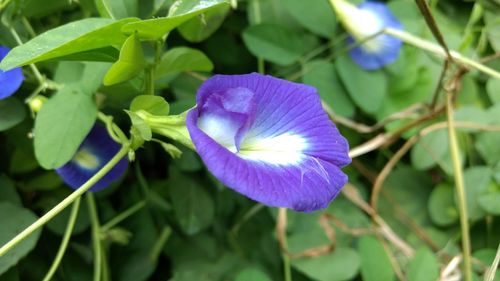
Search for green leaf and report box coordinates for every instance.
[411,129,453,174]
[168,169,214,235]
[0,18,139,70]
[407,247,439,281]
[477,181,500,215]
[178,5,230,42]
[302,60,355,118]
[291,247,360,281]
[235,268,272,281]
[104,32,146,86]
[428,183,458,226]
[130,95,170,115]
[282,0,336,38]
[242,23,318,66]
[95,0,138,19]
[486,78,500,103]
[121,0,230,40]
[336,55,387,114]
[0,98,26,132]
[156,47,213,78]
[476,131,500,165]
[485,12,500,52]
[127,111,152,141]
[462,166,492,221]
[34,84,97,169]
[0,202,41,275]
[0,175,21,205]
[358,236,395,281]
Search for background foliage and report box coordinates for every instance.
[0,0,500,280]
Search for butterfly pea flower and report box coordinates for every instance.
[186,73,350,212]
[330,0,403,70]
[56,124,128,192]
[0,46,24,99]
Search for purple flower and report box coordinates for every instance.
[0,46,24,99]
[332,0,403,70]
[56,124,128,192]
[186,73,350,212]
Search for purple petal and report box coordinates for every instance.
[0,46,25,100]
[348,2,403,70]
[187,73,350,212]
[56,124,128,192]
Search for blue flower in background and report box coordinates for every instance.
[186,73,351,212]
[331,0,403,70]
[56,124,128,192]
[0,46,24,99]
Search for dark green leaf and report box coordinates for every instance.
[0,175,21,205]
[235,268,272,281]
[462,166,492,221]
[0,98,26,132]
[428,183,458,226]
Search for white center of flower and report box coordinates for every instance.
[238,133,308,165]
[73,148,100,170]
[198,113,239,152]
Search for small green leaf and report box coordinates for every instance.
[34,84,97,169]
[178,5,230,42]
[477,182,500,215]
[476,131,500,165]
[121,0,230,39]
[336,55,387,114]
[127,111,152,141]
[130,95,170,115]
[104,32,146,86]
[358,236,395,281]
[242,23,318,66]
[411,130,453,174]
[0,202,41,275]
[156,47,213,78]
[0,18,139,70]
[0,97,26,132]
[408,247,439,281]
[486,78,500,103]
[168,169,214,235]
[462,166,492,221]
[428,183,458,226]
[282,0,336,38]
[291,247,360,281]
[302,60,355,118]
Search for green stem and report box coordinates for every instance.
[485,243,500,281]
[86,193,102,281]
[100,200,146,233]
[446,91,472,281]
[0,144,130,257]
[149,226,172,262]
[384,27,500,79]
[42,197,81,281]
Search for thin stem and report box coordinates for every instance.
[0,145,130,257]
[446,91,472,281]
[9,27,45,84]
[42,197,81,281]
[86,194,102,281]
[384,27,500,79]
[485,243,500,281]
[100,200,146,233]
[149,226,172,262]
[277,208,292,281]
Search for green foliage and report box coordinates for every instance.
[103,32,146,85]
[358,236,395,281]
[0,98,25,132]
[407,247,439,281]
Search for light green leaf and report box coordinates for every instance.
[302,60,355,118]
[486,78,500,103]
[127,111,152,141]
[477,182,500,215]
[336,55,387,114]
[34,84,97,169]
[358,236,395,281]
[291,247,360,281]
[242,23,318,65]
[428,183,458,226]
[121,0,230,39]
[282,0,336,38]
[104,32,146,86]
[408,247,439,281]
[0,202,41,275]
[95,0,138,19]
[411,129,453,174]
[0,97,26,132]
[130,95,170,115]
[0,18,139,70]
[462,166,492,221]
[156,47,213,78]
[485,12,500,52]
[178,5,230,42]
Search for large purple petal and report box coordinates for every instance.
[0,46,24,99]
[187,74,350,212]
[56,124,128,192]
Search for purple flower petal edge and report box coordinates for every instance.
[56,124,128,192]
[0,46,24,99]
[187,73,351,212]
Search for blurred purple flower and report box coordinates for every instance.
[186,73,350,212]
[0,46,24,99]
[56,124,128,192]
[332,0,403,70]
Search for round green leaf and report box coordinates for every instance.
[411,130,452,174]
[408,247,439,281]
[428,183,458,226]
[0,98,26,132]
[358,236,395,281]
[477,182,500,215]
[0,202,41,275]
[462,166,493,221]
